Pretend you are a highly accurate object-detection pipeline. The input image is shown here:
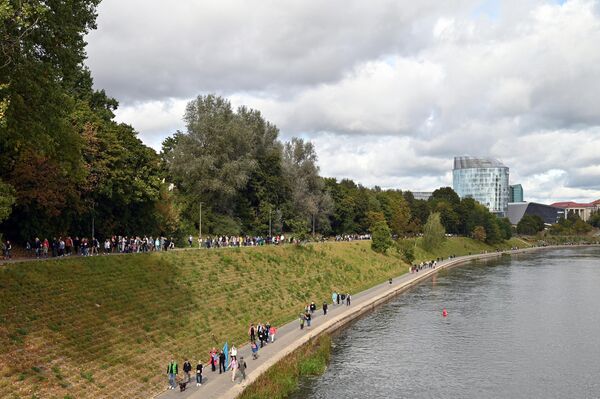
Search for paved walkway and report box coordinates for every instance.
[156,245,578,399]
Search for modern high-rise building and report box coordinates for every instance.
[509,184,524,202]
[453,156,510,217]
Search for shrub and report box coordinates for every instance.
[370,220,393,253]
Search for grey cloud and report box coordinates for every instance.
[95,0,600,203]
[85,0,477,103]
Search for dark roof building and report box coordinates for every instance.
[507,202,566,225]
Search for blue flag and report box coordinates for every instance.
[223,341,229,369]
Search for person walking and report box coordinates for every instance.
[251,341,259,359]
[230,344,237,360]
[269,325,276,343]
[336,292,340,305]
[248,323,256,343]
[332,291,337,305]
[210,348,217,372]
[238,356,247,381]
[183,359,192,383]
[323,302,328,315]
[229,357,238,382]
[346,293,351,306]
[195,360,203,386]
[166,359,178,390]
[299,313,305,330]
[305,310,312,328]
[219,351,226,374]
[310,301,316,314]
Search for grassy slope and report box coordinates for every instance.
[0,238,528,399]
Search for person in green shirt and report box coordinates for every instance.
[167,359,178,390]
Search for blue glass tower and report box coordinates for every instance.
[453,156,510,217]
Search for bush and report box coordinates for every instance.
[472,225,486,242]
[370,220,393,253]
[422,212,445,251]
[394,240,415,263]
[517,215,545,235]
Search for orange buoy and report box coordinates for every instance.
[442,308,448,317]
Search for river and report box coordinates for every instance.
[291,247,600,399]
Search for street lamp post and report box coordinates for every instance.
[269,207,272,238]
[199,202,203,248]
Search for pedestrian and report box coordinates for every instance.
[229,357,238,382]
[265,322,271,344]
[310,301,316,313]
[346,293,351,306]
[195,360,203,386]
[305,310,312,328]
[167,359,178,390]
[269,325,276,343]
[323,302,328,315]
[210,348,217,372]
[188,235,193,247]
[332,291,337,305]
[299,313,305,330]
[251,341,259,359]
[183,359,192,383]
[219,351,226,374]
[336,292,340,305]
[238,356,247,381]
[230,344,237,360]
[248,323,256,343]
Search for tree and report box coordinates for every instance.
[517,215,545,235]
[0,179,15,223]
[497,217,513,240]
[422,212,445,251]
[282,138,332,234]
[395,239,415,263]
[589,211,600,228]
[472,225,486,242]
[370,220,393,253]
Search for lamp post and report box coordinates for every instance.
[269,206,272,238]
[199,202,203,248]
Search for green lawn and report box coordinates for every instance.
[0,238,528,398]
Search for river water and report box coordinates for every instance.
[291,247,600,399]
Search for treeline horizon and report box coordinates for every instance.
[0,1,523,246]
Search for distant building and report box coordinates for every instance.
[509,184,523,203]
[507,202,565,225]
[411,192,433,201]
[550,201,599,222]
[453,156,510,217]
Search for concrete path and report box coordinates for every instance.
[156,246,576,399]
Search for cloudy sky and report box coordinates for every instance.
[85,0,600,204]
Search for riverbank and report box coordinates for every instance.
[207,243,599,399]
[0,237,527,398]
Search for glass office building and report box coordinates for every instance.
[453,156,510,217]
[509,184,524,203]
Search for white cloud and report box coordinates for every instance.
[87,0,600,204]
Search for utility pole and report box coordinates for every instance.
[269,207,272,237]
[91,201,95,239]
[199,202,203,248]
[312,213,315,236]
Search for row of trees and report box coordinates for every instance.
[0,1,576,247]
[0,1,167,240]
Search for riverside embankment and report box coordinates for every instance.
[163,243,598,399]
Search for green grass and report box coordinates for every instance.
[0,238,528,398]
[239,334,332,399]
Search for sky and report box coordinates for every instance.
[85,0,600,204]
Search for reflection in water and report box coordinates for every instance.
[291,248,600,399]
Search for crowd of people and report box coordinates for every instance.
[190,234,289,249]
[334,234,371,242]
[20,235,176,259]
[166,292,353,393]
[409,259,440,273]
